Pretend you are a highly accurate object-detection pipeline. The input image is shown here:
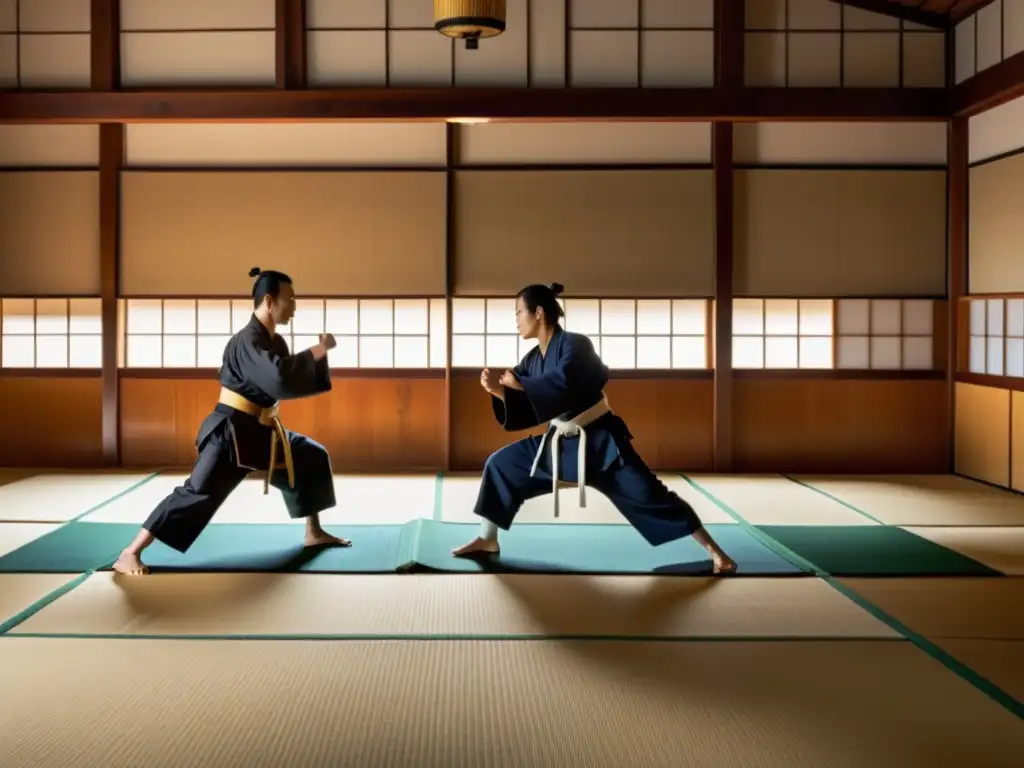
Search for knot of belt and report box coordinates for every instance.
[218,387,295,495]
[528,394,610,519]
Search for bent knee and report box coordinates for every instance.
[290,435,332,473]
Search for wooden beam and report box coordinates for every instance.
[830,0,949,30]
[953,48,1024,116]
[275,0,307,89]
[947,117,968,472]
[0,87,950,123]
[91,0,121,466]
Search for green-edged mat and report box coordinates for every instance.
[755,525,1004,577]
[0,520,804,576]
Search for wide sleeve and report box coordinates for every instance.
[490,350,543,431]
[237,336,332,401]
[517,333,607,423]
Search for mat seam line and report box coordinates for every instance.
[681,474,1024,721]
[432,472,443,521]
[0,471,163,633]
[779,474,888,525]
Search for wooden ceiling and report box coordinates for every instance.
[833,0,997,28]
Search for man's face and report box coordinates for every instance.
[269,283,296,325]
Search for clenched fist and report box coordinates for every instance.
[319,333,337,350]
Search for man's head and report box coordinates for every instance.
[249,266,295,326]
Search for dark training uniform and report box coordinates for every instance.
[475,327,703,546]
[141,315,336,552]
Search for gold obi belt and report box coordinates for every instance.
[217,387,295,495]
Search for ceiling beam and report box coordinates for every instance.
[953,49,1024,116]
[830,0,949,30]
[0,87,949,123]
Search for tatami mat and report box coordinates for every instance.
[0,472,156,523]
[1,638,1022,767]
[0,523,59,557]
[931,639,1024,704]
[837,577,1024,640]
[0,574,83,629]
[79,473,436,525]
[792,474,1024,526]
[686,474,878,525]
[8,572,896,639]
[904,527,1024,575]
[440,473,735,525]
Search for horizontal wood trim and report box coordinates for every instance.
[734,370,946,380]
[0,369,103,378]
[117,368,447,380]
[448,368,714,381]
[0,88,949,124]
[956,372,1024,393]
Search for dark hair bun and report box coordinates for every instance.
[248,266,261,278]
[550,282,564,296]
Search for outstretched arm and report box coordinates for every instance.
[237,335,333,401]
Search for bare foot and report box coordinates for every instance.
[112,551,149,576]
[713,554,738,575]
[304,530,351,548]
[452,537,500,557]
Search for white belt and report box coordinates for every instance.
[529,394,611,518]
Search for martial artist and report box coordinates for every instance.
[452,282,738,574]
[113,267,349,576]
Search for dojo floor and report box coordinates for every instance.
[1,470,1022,767]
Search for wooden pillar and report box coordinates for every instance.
[947,117,968,471]
[712,0,743,471]
[276,0,307,89]
[91,0,121,466]
[444,123,457,470]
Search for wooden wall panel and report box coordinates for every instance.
[1012,390,1024,493]
[954,382,1012,487]
[0,376,103,466]
[448,376,715,472]
[119,376,446,471]
[733,378,949,473]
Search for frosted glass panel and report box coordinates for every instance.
[799,336,832,368]
[325,299,359,334]
[452,299,486,334]
[969,336,987,374]
[1008,299,1024,337]
[733,336,763,368]
[636,300,671,334]
[837,299,869,334]
[987,299,1004,336]
[672,300,706,334]
[987,336,1004,375]
[799,299,832,335]
[485,335,518,367]
[452,334,485,367]
[870,337,901,369]
[902,337,933,370]
[969,299,987,335]
[563,299,601,335]
[672,336,706,368]
[359,336,393,367]
[637,336,671,367]
[765,336,798,367]
[601,300,636,334]
[600,336,636,368]
[902,299,933,335]
[837,336,869,369]
[394,336,429,368]
[764,299,798,335]
[359,300,393,334]
[870,300,901,334]
[733,299,763,334]
[394,299,430,335]
[485,298,516,335]
[1007,338,1024,377]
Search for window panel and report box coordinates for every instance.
[1007,338,1024,378]
[292,303,325,335]
[395,299,430,335]
[36,335,68,367]
[799,336,832,369]
[452,334,485,367]
[987,336,1005,376]
[636,300,671,334]
[1,335,34,367]
[838,336,869,369]
[292,335,321,354]
[394,336,429,368]
[563,299,601,335]
[733,336,764,368]
[765,336,798,367]
[127,334,162,367]
[969,335,987,374]
[600,335,636,368]
[969,299,987,335]
[672,300,706,335]
[332,335,359,368]
[197,300,231,334]
[764,299,798,335]
[452,298,486,333]
[197,335,230,367]
[902,299,933,336]
[870,300,902,335]
[485,298,516,335]
[231,299,253,331]
[325,299,359,334]
[599,300,636,335]
[987,299,1005,337]
[69,334,102,368]
[359,336,393,367]
[799,299,832,336]
[672,336,706,369]
[3,299,35,333]
[486,335,518,367]
[359,300,393,335]
[35,299,68,334]
[1007,300,1024,338]
[637,336,671,368]
[837,299,870,335]
[519,336,539,359]
[902,336,933,370]
[733,299,764,335]
[163,335,196,367]
[870,336,902,369]
[69,299,102,334]
[163,299,196,333]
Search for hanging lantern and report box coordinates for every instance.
[434,0,506,50]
